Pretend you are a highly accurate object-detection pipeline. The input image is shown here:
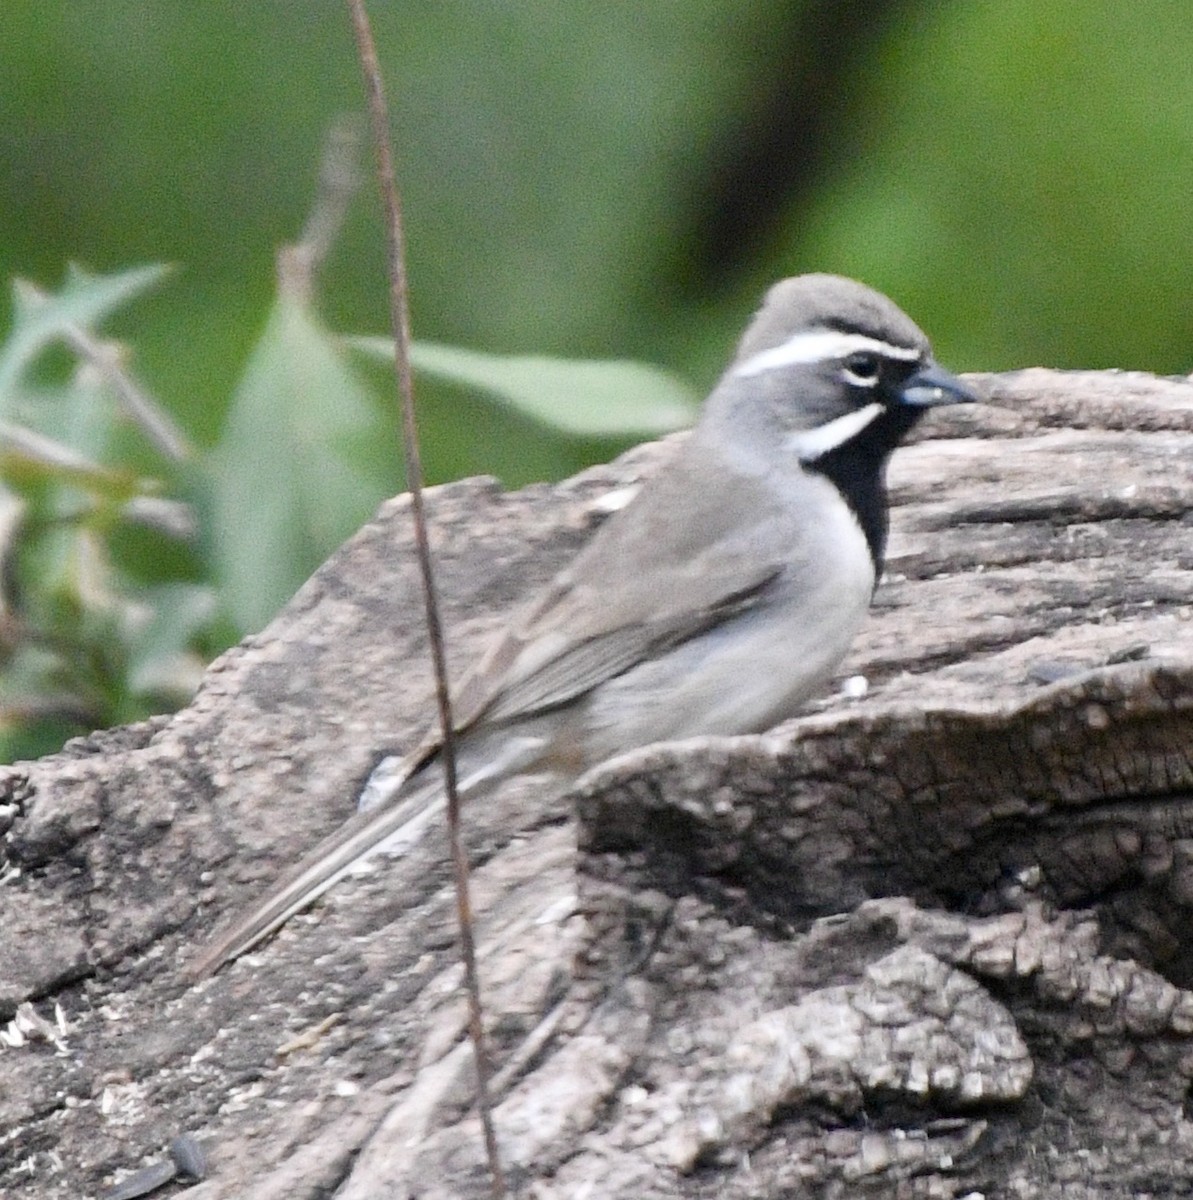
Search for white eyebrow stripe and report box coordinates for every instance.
[787,402,885,462]
[733,330,921,379]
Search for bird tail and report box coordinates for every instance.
[185,765,443,981]
[185,729,552,982]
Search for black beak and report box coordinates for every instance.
[898,361,980,408]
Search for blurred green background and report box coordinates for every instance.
[7,2,1192,408]
[1,0,1191,755]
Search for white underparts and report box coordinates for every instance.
[732,330,920,379]
[458,735,548,792]
[787,402,885,462]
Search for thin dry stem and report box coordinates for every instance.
[343,3,507,1195]
[280,115,366,305]
[299,114,365,268]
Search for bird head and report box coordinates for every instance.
[713,273,977,463]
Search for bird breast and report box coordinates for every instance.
[579,472,875,760]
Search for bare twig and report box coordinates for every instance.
[299,114,365,269]
[280,115,366,304]
[65,330,191,462]
[18,282,192,463]
[0,418,136,486]
[343,3,507,1195]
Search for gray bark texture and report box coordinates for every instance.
[2,368,1193,1199]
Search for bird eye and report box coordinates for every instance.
[841,352,881,387]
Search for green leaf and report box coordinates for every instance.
[349,338,698,438]
[210,293,399,634]
[0,263,170,401]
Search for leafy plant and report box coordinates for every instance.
[0,260,697,761]
[0,264,212,760]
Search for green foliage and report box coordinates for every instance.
[209,289,400,634]
[0,262,700,761]
[0,263,169,398]
[0,265,212,760]
[351,339,697,438]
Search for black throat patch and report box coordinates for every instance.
[803,404,922,576]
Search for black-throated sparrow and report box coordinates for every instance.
[190,273,977,978]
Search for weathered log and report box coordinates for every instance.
[1,369,1191,1198]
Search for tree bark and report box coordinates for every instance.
[2,369,1192,1198]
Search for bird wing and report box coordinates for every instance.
[450,438,793,729]
[474,570,781,724]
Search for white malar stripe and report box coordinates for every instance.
[787,402,885,462]
[733,330,920,379]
